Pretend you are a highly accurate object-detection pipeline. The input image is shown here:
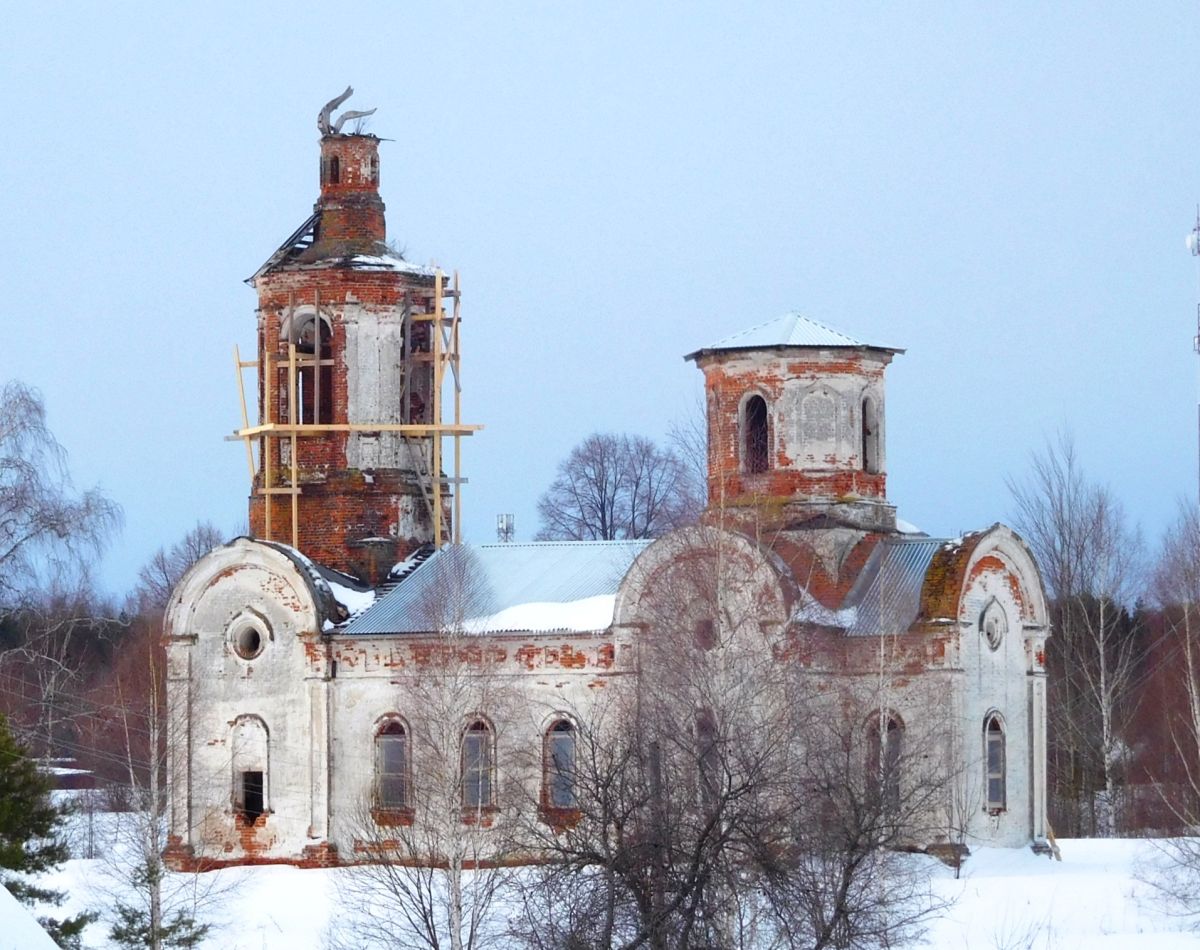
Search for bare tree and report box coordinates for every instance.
[85,615,217,949]
[336,550,514,950]
[133,522,224,613]
[1137,503,1200,930]
[536,433,698,541]
[1008,432,1143,835]
[508,526,949,949]
[0,380,121,608]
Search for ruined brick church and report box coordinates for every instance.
[163,97,1051,870]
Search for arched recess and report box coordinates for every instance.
[231,715,270,824]
[374,716,411,811]
[280,310,335,426]
[542,718,577,810]
[461,718,496,810]
[741,393,770,474]
[983,711,1007,813]
[861,393,880,474]
[865,710,904,814]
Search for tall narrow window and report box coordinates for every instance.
[985,715,1006,812]
[867,713,902,814]
[544,720,576,809]
[744,395,769,474]
[296,316,334,425]
[862,396,879,474]
[696,710,720,804]
[376,720,409,810]
[462,720,495,809]
[329,155,340,184]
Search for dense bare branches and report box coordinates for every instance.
[134,522,224,612]
[507,529,947,949]
[337,551,514,950]
[1008,432,1143,835]
[536,433,698,541]
[0,381,122,607]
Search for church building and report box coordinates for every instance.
[163,98,1051,870]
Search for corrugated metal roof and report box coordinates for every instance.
[685,313,902,359]
[341,540,652,635]
[840,537,944,636]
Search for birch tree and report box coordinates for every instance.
[1008,433,1143,835]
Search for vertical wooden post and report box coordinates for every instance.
[289,342,299,549]
[431,270,444,548]
[234,346,255,481]
[263,349,274,541]
[452,272,462,544]
[313,289,321,426]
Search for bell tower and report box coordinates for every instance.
[235,89,477,583]
[685,313,902,532]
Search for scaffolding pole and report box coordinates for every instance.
[232,269,478,552]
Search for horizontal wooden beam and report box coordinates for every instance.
[234,422,482,437]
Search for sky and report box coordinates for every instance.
[2,2,1199,597]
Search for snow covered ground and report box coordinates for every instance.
[25,829,1200,948]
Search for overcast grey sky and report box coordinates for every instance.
[2,2,1198,595]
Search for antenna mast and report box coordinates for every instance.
[1190,207,1200,504]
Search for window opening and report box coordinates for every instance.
[376,721,409,810]
[370,154,379,184]
[296,316,334,425]
[744,395,769,474]
[240,771,264,824]
[696,710,720,804]
[232,623,263,660]
[862,396,879,474]
[545,720,576,809]
[329,155,340,184]
[867,713,902,814]
[985,715,1006,812]
[462,720,494,809]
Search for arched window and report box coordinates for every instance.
[375,720,409,811]
[462,720,495,809]
[743,395,769,474]
[866,712,903,814]
[231,715,269,825]
[985,714,1006,813]
[329,155,340,184]
[862,395,880,474]
[293,314,334,425]
[696,710,720,804]
[544,720,576,809]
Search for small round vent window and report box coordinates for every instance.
[980,600,1007,652]
[229,615,269,661]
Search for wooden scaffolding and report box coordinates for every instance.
[231,269,479,550]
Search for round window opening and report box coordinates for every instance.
[233,624,264,660]
[981,603,1007,652]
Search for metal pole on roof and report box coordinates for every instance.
[1190,207,1200,506]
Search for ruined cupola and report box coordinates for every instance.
[685,313,902,532]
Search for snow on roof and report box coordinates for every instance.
[685,312,902,360]
[342,540,652,636]
[0,884,59,949]
[348,254,437,276]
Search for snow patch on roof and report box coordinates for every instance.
[688,312,901,357]
[349,254,437,276]
[462,594,616,634]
